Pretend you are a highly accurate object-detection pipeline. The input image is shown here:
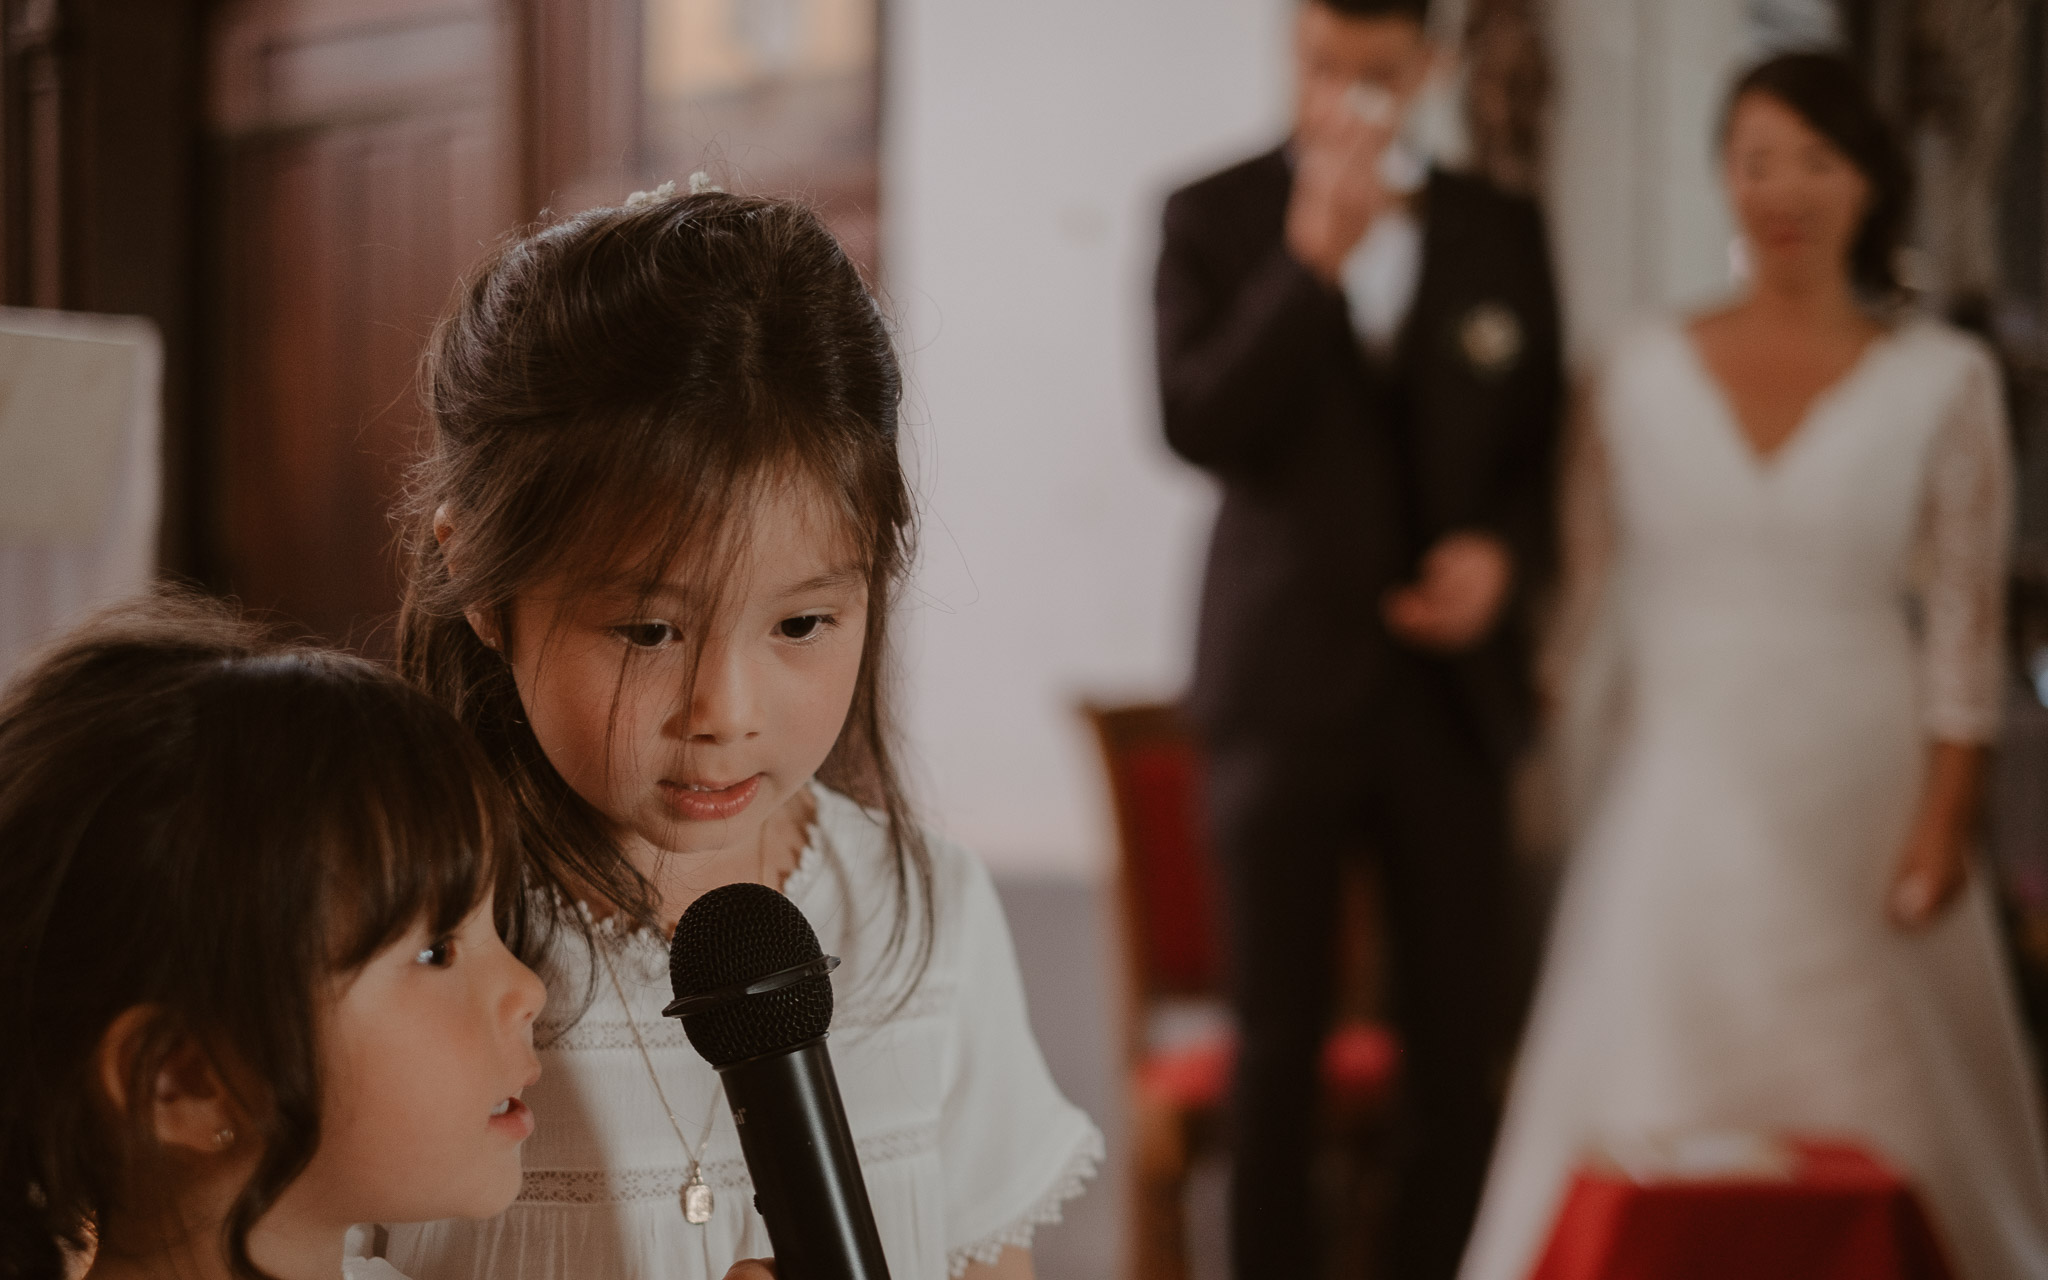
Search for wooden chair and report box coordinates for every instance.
[1079,701,1400,1280]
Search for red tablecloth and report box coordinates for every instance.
[1530,1140,1955,1280]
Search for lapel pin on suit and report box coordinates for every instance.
[1459,301,1523,377]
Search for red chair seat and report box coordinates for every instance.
[1136,1019,1400,1111]
[1532,1140,1955,1280]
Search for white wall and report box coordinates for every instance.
[882,2,1292,876]
[1546,0,1751,363]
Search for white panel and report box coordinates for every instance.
[0,309,162,683]
[0,331,136,539]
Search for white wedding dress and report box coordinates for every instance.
[1458,317,2048,1280]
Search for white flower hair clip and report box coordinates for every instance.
[622,172,723,211]
[622,180,676,210]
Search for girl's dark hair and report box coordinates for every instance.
[395,190,930,991]
[0,592,510,1280]
[1723,51,1913,298]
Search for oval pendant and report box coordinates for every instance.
[681,1174,714,1225]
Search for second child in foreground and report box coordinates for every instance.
[0,597,552,1280]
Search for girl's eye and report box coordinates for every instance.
[777,615,831,642]
[613,622,678,649]
[416,937,456,968]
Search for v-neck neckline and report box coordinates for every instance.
[1674,319,1896,477]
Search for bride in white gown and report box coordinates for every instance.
[1459,54,2048,1280]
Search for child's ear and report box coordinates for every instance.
[467,610,504,653]
[95,1007,244,1156]
[436,505,506,653]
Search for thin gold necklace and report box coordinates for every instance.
[595,938,722,1224]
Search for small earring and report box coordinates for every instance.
[213,1127,235,1149]
[1727,235,1752,284]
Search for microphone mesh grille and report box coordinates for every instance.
[669,882,834,1067]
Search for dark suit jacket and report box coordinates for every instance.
[1156,147,1563,759]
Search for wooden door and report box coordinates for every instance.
[208,0,523,647]
[207,0,636,649]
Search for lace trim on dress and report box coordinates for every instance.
[540,1015,694,1052]
[576,899,664,949]
[779,779,834,901]
[520,1165,718,1204]
[515,1125,938,1203]
[1910,347,2011,743]
[544,984,954,1049]
[552,784,829,959]
[944,1127,1105,1277]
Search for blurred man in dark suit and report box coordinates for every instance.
[1154,1,1562,1275]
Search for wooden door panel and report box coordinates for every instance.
[210,0,517,646]
[219,133,343,633]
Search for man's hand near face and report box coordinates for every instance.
[1285,108,1398,283]
[1282,0,1431,283]
[1383,531,1514,653]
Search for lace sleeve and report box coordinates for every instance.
[1914,347,2013,744]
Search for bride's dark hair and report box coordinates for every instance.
[1722,51,1913,299]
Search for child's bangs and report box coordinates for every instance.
[219,654,512,971]
[534,414,885,614]
[320,690,512,971]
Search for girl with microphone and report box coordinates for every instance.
[389,183,1101,1280]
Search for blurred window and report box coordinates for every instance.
[642,0,881,275]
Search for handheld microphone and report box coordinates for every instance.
[664,882,892,1280]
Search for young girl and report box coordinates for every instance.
[0,595,549,1280]
[388,186,1102,1280]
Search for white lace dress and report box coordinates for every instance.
[380,785,1102,1280]
[1458,318,2048,1280]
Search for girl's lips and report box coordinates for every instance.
[489,1095,535,1140]
[1752,221,1812,249]
[658,774,762,821]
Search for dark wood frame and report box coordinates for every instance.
[2,0,207,575]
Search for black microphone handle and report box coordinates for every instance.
[715,1036,892,1280]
